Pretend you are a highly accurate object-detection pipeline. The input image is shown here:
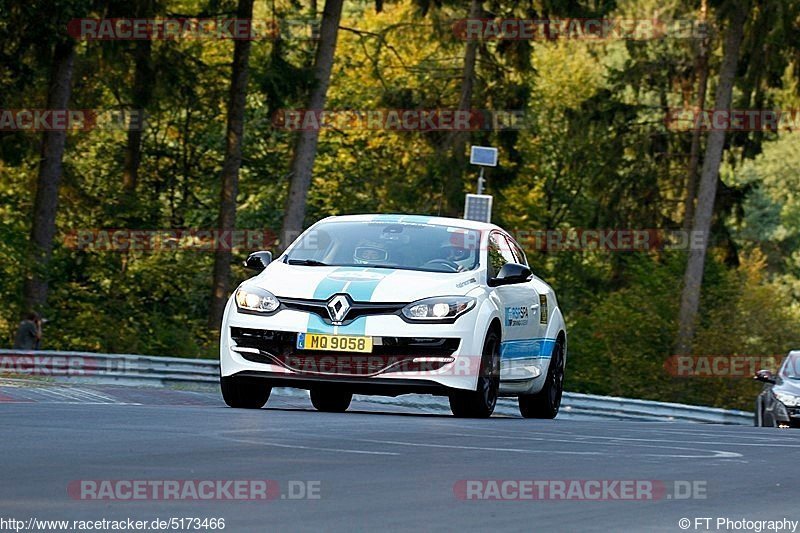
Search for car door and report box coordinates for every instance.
[505,234,550,341]
[487,232,541,364]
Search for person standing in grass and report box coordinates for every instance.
[13,312,42,350]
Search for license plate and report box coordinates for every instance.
[296,333,373,353]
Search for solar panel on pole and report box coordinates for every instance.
[464,194,493,223]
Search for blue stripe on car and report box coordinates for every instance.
[500,338,557,359]
[371,214,404,222]
[346,269,391,301]
[371,214,432,224]
[305,268,393,335]
[311,267,359,300]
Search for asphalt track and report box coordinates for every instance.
[1,380,799,532]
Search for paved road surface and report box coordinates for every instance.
[0,380,797,532]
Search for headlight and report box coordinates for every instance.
[401,297,476,321]
[774,391,800,407]
[235,286,280,313]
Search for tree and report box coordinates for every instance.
[675,4,749,355]
[682,0,710,232]
[122,1,159,194]
[439,0,481,217]
[280,0,345,249]
[208,0,256,331]
[23,39,77,311]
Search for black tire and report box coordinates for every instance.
[220,375,271,409]
[519,339,564,419]
[310,388,353,413]
[449,329,500,418]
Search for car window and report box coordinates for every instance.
[285,221,481,273]
[505,234,528,266]
[781,354,800,379]
[487,232,515,278]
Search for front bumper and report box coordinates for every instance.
[220,303,486,393]
[778,403,800,427]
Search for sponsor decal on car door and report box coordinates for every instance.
[488,232,542,360]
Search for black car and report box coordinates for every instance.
[755,352,800,428]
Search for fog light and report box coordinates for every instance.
[411,357,455,364]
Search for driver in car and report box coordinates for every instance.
[353,242,390,265]
[428,244,470,272]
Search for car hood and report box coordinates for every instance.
[774,378,800,397]
[244,261,482,303]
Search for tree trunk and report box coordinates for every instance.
[279,0,344,250]
[122,38,154,193]
[675,6,747,355]
[439,0,481,217]
[208,0,255,332]
[682,0,710,232]
[22,40,76,311]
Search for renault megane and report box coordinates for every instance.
[219,214,567,418]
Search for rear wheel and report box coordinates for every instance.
[449,330,500,418]
[519,340,564,419]
[310,388,353,413]
[220,375,271,409]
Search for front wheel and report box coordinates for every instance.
[449,330,500,418]
[519,340,564,419]
[310,388,353,413]
[220,375,271,409]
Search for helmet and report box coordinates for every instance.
[353,243,389,265]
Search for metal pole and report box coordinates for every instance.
[477,167,485,195]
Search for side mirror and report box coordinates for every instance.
[489,263,532,287]
[244,251,272,272]
[754,369,776,384]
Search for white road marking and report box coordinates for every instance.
[352,438,602,455]
[588,427,783,441]
[218,434,400,456]
[569,434,800,448]
[0,385,135,405]
[9,401,142,405]
[438,432,743,458]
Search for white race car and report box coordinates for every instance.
[220,214,566,418]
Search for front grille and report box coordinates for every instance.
[280,297,405,325]
[230,327,459,376]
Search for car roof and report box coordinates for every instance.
[318,214,500,232]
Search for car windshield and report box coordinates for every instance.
[284,220,481,273]
[781,354,800,379]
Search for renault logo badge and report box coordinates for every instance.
[327,294,351,324]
